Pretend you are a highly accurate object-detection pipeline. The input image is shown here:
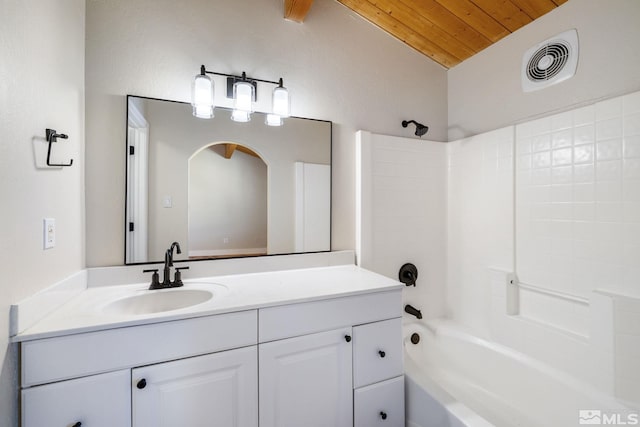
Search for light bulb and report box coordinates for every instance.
[233,81,254,113]
[272,84,290,118]
[231,109,251,122]
[191,73,214,119]
[265,114,283,127]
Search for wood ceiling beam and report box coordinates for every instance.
[284,0,314,23]
[224,143,237,159]
[223,143,260,160]
[338,0,461,68]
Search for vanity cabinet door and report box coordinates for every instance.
[132,345,257,427]
[22,369,131,427]
[259,327,353,427]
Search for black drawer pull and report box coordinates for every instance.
[72,423,82,427]
[380,411,387,420]
[136,378,147,389]
[378,350,386,358]
[344,335,352,342]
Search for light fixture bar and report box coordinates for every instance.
[201,67,281,86]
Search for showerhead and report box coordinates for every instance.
[402,120,429,138]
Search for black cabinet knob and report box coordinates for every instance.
[378,350,386,358]
[380,411,387,420]
[72,423,82,427]
[136,378,147,389]
[344,335,352,342]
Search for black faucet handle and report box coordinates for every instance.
[143,269,162,290]
[173,266,190,287]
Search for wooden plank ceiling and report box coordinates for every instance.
[285,0,568,69]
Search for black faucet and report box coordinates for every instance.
[163,242,181,286]
[404,304,423,319]
[144,242,189,290]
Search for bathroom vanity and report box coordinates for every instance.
[14,263,404,427]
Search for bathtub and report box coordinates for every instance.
[404,320,631,427]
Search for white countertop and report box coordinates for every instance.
[14,265,402,342]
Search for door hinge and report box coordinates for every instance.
[129,222,135,232]
[129,146,135,155]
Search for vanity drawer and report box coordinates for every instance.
[21,310,257,387]
[354,376,404,427]
[353,317,402,388]
[259,290,401,342]
[22,369,131,427]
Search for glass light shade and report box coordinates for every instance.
[231,109,251,122]
[272,85,290,118]
[233,81,254,113]
[265,114,283,127]
[191,73,214,119]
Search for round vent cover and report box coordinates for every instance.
[522,29,578,92]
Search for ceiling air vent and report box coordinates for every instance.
[522,29,578,92]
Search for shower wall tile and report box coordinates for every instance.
[613,295,640,405]
[447,127,514,337]
[358,132,447,321]
[516,91,640,302]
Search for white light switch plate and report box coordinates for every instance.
[43,218,55,249]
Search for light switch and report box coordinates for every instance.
[43,218,55,249]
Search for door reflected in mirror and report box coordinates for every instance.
[126,96,331,265]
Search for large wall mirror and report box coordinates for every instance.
[126,96,332,264]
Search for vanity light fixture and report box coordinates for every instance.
[192,65,290,126]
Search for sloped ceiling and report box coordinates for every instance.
[285,0,569,68]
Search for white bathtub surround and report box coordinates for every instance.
[490,268,617,397]
[404,320,631,427]
[515,90,640,305]
[356,131,447,320]
[357,90,640,421]
[10,250,355,338]
[447,127,514,336]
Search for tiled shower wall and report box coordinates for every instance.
[515,91,640,300]
[447,127,514,337]
[356,132,447,320]
[357,91,639,403]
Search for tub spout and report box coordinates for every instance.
[405,304,422,319]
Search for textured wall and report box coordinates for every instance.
[85,0,448,266]
[0,1,85,426]
[448,0,640,140]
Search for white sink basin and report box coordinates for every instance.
[103,288,214,316]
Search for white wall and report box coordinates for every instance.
[0,1,85,425]
[448,0,640,140]
[85,0,448,267]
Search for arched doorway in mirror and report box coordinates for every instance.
[188,142,268,259]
